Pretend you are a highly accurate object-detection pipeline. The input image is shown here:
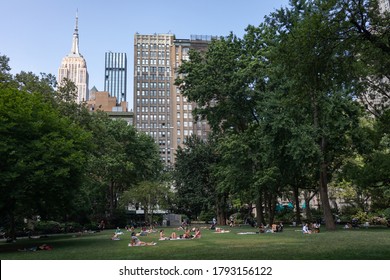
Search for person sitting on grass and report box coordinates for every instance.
[159,229,169,240]
[170,230,177,239]
[129,232,156,246]
[302,223,312,234]
[183,228,193,239]
[193,228,201,239]
[277,222,284,232]
[111,233,120,240]
[115,227,124,235]
[313,222,320,233]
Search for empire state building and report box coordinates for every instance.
[58,13,89,103]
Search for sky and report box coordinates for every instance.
[1,0,289,109]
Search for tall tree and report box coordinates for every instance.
[173,135,217,221]
[88,117,162,221]
[267,0,363,229]
[0,88,92,239]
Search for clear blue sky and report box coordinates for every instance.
[1,0,289,108]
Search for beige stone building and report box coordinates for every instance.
[133,34,213,166]
[87,89,127,112]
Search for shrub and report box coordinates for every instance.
[383,208,390,219]
[35,221,63,234]
[352,211,370,223]
[199,211,214,223]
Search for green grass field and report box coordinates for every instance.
[1,225,389,260]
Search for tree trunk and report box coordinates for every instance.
[109,180,115,217]
[293,186,302,224]
[268,193,277,225]
[255,191,265,225]
[311,93,335,230]
[216,194,227,225]
[264,189,269,222]
[319,161,336,230]
[304,190,317,222]
[143,205,149,224]
[8,199,16,240]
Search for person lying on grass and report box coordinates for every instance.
[129,232,156,246]
[214,227,230,233]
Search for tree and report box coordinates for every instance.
[0,54,13,87]
[121,180,173,224]
[341,111,390,211]
[266,0,363,230]
[0,88,92,239]
[338,0,390,116]
[87,116,163,222]
[173,135,217,221]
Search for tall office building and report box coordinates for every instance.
[58,13,89,103]
[133,33,213,166]
[104,52,127,105]
[172,35,213,150]
[134,33,174,165]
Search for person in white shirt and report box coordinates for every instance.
[302,223,312,234]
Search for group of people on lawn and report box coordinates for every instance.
[111,224,203,246]
[302,222,321,234]
[111,218,294,246]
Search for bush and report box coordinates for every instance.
[352,211,369,223]
[383,208,390,219]
[63,222,83,233]
[275,207,295,223]
[35,221,63,234]
[339,205,360,222]
[199,211,214,223]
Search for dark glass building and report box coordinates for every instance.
[104,52,127,104]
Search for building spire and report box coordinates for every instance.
[71,10,80,55]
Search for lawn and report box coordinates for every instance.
[1,225,389,260]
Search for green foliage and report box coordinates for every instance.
[198,210,214,223]
[0,87,92,236]
[352,210,370,222]
[173,135,217,220]
[383,208,390,219]
[34,221,62,234]
[0,55,164,237]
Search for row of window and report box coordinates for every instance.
[137,51,170,58]
[136,90,170,97]
[177,129,193,136]
[136,75,170,81]
[137,123,171,129]
[136,98,170,105]
[136,82,170,89]
[140,106,169,113]
[138,115,167,121]
[137,66,171,73]
[137,59,168,65]
[176,113,193,119]
[176,104,192,110]
[136,43,171,49]
[159,149,171,155]
[176,121,193,127]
